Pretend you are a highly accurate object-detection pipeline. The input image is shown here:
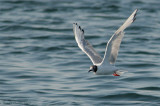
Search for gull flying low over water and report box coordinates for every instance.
[73,9,138,76]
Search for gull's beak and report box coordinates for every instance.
[88,70,92,73]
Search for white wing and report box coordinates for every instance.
[101,9,138,65]
[73,23,102,65]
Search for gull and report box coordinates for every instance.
[73,9,138,76]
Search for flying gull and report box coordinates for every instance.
[73,9,138,76]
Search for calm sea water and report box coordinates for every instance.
[0,0,160,105]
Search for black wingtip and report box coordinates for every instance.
[73,23,78,25]
[133,17,136,22]
[134,13,137,17]
[133,9,138,22]
[74,23,84,33]
[82,29,84,33]
[134,9,138,16]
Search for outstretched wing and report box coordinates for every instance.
[101,9,138,65]
[73,23,102,65]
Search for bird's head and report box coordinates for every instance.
[88,65,97,73]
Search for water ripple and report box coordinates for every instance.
[0,0,160,105]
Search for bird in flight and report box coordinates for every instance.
[73,9,138,76]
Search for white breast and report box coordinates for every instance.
[95,64,118,75]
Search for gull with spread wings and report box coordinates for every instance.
[73,9,138,76]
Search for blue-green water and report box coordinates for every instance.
[0,0,160,105]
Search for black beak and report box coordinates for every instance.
[88,70,92,73]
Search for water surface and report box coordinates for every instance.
[0,0,160,105]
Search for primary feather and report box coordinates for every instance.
[101,9,138,65]
[73,23,102,65]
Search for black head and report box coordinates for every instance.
[88,65,97,73]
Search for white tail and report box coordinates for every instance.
[116,70,128,76]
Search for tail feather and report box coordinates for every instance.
[115,70,128,76]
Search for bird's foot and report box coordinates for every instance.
[113,72,120,76]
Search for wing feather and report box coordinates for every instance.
[73,23,102,65]
[101,9,138,65]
